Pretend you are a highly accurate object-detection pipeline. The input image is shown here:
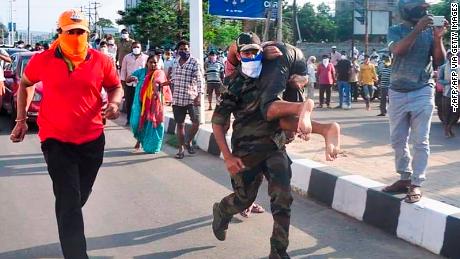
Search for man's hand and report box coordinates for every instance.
[105,103,120,120]
[10,121,28,143]
[433,19,448,39]
[0,83,5,95]
[414,15,434,33]
[224,154,245,175]
[288,74,308,90]
[126,76,138,84]
[263,45,283,60]
[193,95,201,106]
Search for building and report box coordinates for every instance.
[335,0,400,26]
[125,0,141,9]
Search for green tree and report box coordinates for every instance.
[296,3,337,42]
[117,0,179,47]
[0,22,8,44]
[96,18,115,35]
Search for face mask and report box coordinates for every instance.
[59,33,88,58]
[108,39,115,45]
[407,6,428,22]
[322,58,329,66]
[178,50,190,60]
[121,33,129,39]
[100,47,108,54]
[241,52,263,78]
[209,56,217,62]
[132,47,141,55]
[341,55,347,60]
[18,44,25,48]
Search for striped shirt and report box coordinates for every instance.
[170,56,205,107]
[205,60,224,83]
[378,66,392,88]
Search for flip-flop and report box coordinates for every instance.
[251,203,265,213]
[404,185,422,203]
[175,151,185,159]
[185,143,196,154]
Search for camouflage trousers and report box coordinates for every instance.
[217,150,293,255]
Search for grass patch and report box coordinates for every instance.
[165,133,197,148]
[166,134,179,148]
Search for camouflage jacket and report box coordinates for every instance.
[212,69,286,168]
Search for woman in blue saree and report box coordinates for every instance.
[128,55,172,153]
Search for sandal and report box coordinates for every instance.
[175,151,185,159]
[382,180,410,193]
[185,143,196,154]
[404,185,422,203]
[250,203,265,214]
[240,207,251,218]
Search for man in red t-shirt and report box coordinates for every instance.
[10,9,123,258]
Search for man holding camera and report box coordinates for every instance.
[382,0,447,203]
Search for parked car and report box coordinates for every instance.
[1,51,108,127]
[0,47,30,56]
[1,52,42,128]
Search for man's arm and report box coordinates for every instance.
[10,75,35,142]
[390,16,433,56]
[120,56,128,84]
[0,52,11,63]
[432,23,447,67]
[193,60,205,104]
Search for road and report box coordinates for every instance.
[0,116,441,259]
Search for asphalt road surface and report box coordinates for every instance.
[0,116,441,259]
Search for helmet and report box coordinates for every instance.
[398,0,429,22]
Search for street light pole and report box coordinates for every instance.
[190,1,205,124]
[364,0,369,54]
[27,0,30,44]
[276,0,283,41]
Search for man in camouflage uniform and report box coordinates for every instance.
[211,33,293,259]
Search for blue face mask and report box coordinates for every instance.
[240,52,263,78]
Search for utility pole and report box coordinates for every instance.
[189,1,205,124]
[293,0,301,43]
[92,2,102,35]
[263,0,274,42]
[364,0,369,54]
[27,0,30,44]
[9,0,13,46]
[276,0,283,41]
[351,0,355,59]
[176,0,183,40]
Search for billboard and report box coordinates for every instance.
[354,10,390,35]
[209,0,278,20]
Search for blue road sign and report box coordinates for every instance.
[209,0,278,20]
[8,22,16,32]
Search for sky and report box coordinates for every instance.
[0,0,443,33]
[0,0,125,32]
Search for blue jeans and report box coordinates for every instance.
[362,84,374,104]
[338,81,351,107]
[388,87,434,186]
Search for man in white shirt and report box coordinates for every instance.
[330,46,342,66]
[0,48,12,116]
[120,41,148,125]
[163,48,175,79]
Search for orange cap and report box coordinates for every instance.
[58,9,89,32]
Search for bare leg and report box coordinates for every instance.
[134,141,140,150]
[186,122,200,146]
[279,118,341,161]
[176,123,185,153]
[266,99,314,135]
[207,89,213,110]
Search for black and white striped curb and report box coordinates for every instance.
[164,114,460,258]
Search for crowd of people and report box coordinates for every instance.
[3,0,456,258]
